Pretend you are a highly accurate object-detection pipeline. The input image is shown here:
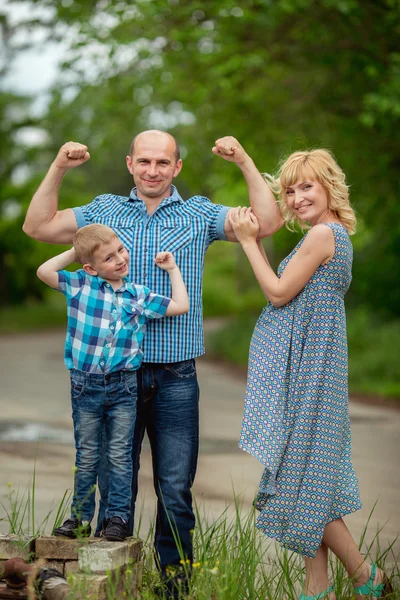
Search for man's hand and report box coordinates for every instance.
[212,136,248,165]
[54,142,90,169]
[154,251,177,271]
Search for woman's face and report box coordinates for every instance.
[285,179,329,225]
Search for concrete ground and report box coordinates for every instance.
[0,330,399,563]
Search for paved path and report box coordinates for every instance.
[0,331,399,562]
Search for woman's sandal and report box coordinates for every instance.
[354,563,393,598]
[299,585,334,600]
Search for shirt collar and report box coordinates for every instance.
[96,275,137,297]
[128,184,183,206]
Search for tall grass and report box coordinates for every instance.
[0,446,72,538]
[2,484,398,599]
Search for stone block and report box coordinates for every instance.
[72,573,108,600]
[0,535,35,561]
[79,542,130,574]
[125,538,142,563]
[35,536,97,561]
[71,561,143,599]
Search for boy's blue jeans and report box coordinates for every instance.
[70,368,137,523]
[97,359,199,570]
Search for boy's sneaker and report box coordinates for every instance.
[103,516,128,541]
[53,517,91,539]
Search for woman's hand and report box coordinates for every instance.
[229,207,260,244]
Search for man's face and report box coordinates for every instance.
[126,132,182,203]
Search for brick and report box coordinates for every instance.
[64,560,80,576]
[0,535,35,561]
[35,536,98,561]
[44,560,65,576]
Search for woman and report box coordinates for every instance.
[215,140,392,600]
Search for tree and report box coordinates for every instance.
[3,0,400,315]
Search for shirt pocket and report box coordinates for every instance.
[158,218,193,253]
[121,304,140,330]
[99,220,141,249]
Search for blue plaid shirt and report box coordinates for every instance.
[73,185,230,363]
[58,270,170,374]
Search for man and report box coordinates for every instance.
[23,130,282,596]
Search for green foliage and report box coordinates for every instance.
[3,0,399,313]
[206,308,400,399]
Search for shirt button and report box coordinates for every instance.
[110,325,115,330]
[106,343,111,348]
[112,309,117,313]
[100,361,105,365]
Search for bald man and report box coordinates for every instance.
[23,130,282,597]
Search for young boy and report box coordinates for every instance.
[37,224,189,542]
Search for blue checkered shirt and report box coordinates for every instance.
[57,270,170,373]
[73,185,230,363]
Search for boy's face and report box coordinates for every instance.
[85,237,129,282]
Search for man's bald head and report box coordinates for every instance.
[129,130,180,163]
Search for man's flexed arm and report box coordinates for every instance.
[212,136,283,238]
[23,142,90,244]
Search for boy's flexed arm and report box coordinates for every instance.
[23,142,90,244]
[37,247,77,289]
[154,252,190,316]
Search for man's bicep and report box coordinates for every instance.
[223,211,239,242]
[39,209,79,244]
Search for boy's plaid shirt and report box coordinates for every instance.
[57,270,170,374]
[73,185,230,363]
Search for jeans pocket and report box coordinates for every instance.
[164,359,196,379]
[70,373,85,399]
[124,372,138,395]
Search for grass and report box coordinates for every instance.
[0,296,66,334]
[205,309,400,401]
[1,481,399,599]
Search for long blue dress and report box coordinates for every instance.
[240,222,362,557]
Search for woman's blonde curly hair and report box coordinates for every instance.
[264,149,356,235]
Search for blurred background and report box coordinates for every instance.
[1,0,399,400]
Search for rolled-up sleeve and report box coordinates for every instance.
[73,194,117,228]
[188,196,232,245]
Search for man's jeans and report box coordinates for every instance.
[97,359,199,570]
[70,369,137,523]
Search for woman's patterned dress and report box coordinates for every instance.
[240,222,362,557]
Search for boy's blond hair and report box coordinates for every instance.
[264,149,357,235]
[73,224,119,264]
